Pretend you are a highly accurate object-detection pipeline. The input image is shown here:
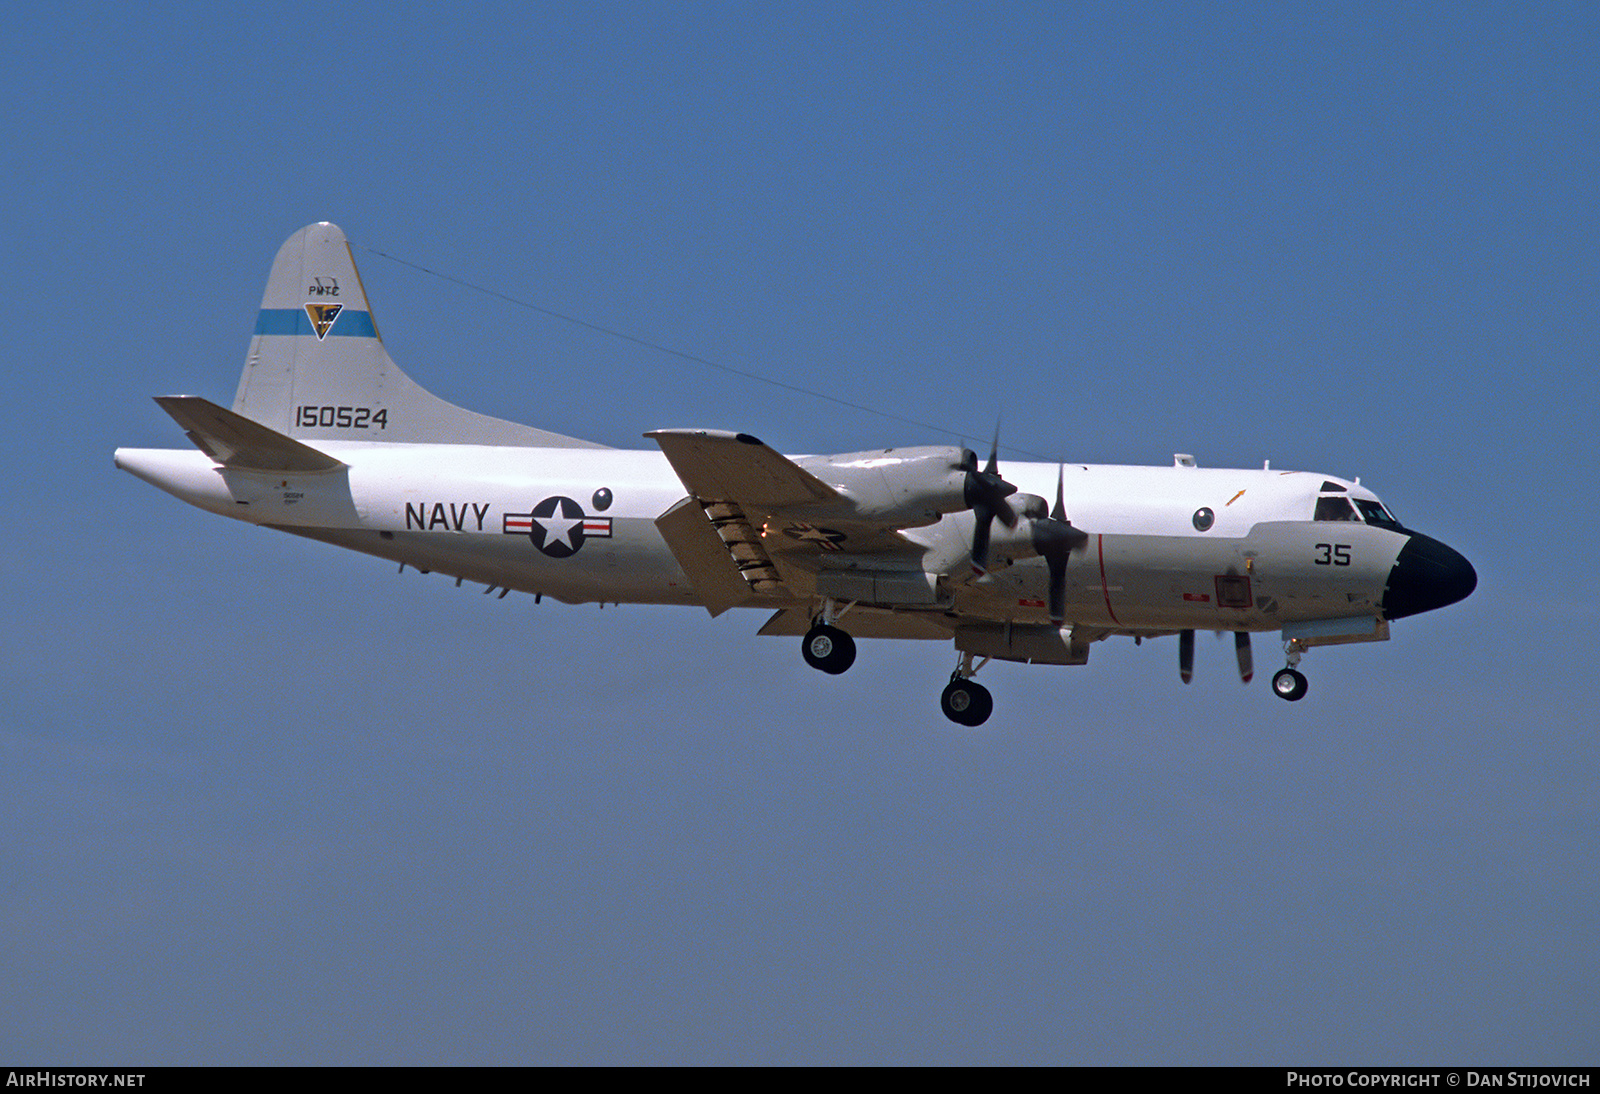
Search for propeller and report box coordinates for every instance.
[963,431,1018,574]
[1179,630,1254,684]
[1029,464,1089,625]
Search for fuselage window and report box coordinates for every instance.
[1314,496,1358,522]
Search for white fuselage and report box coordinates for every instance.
[114,222,1479,716]
[115,441,1408,635]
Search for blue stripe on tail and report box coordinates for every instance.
[254,308,379,338]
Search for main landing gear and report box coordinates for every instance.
[940,653,993,727]
[801,600,858,675]
[801,622,856,675]
[1272,639,1309,702]
[797,607,995,727]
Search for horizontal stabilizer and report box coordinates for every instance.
[154,396,345,472]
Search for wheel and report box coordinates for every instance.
[1272,668,1308,702]
[801,625,856,675]
[940,678,994,726]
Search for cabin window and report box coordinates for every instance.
[1354,499,1402,531]
[1314,496,1358,522]
[1192,507,1215,532]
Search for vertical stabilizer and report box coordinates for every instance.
[232,223,604,448]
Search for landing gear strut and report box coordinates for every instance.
[1272,639,1309,701]
[940,652,993,726]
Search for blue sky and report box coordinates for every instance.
[2,1,1595,1064]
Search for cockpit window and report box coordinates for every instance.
[1314,496,1358,521]
[1355,499,1403,531]
[1320,481,1347,493]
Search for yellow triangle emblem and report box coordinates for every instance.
[304,302,343,340]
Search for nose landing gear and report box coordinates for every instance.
[1272,639,1309,701]
[1272,668,1309,701]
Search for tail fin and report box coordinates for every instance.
[232,223,604,448]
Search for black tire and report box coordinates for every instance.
[940,679,994,726]
[1272,668,1308,702]
[801,625,856,675]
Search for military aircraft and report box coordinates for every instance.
[115,223,1476,725]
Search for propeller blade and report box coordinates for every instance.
[1235,631,1254,684]
[1029,465,1087,624]
[979,430,1017,527]
[965,430,1019,573]
[1179,629,1195,684]
[971,504,994,574]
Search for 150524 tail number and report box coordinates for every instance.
[296,405,388,429]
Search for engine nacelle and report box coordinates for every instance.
[795,445,975,528]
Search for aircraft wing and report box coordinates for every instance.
[647,429,922,612]
[647,430,916,551]
[646,430,836,510]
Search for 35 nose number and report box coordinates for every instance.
[1314,543,1352,566]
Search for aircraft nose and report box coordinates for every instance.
[1382,532,1477,620]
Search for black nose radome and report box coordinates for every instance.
[1382,533,1477,620]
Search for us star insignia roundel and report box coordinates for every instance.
[782,522,846,550]
[503,496,613,558]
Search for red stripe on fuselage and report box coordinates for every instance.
[1097,533,1121,625]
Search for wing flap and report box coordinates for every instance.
[654,496,767,617]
